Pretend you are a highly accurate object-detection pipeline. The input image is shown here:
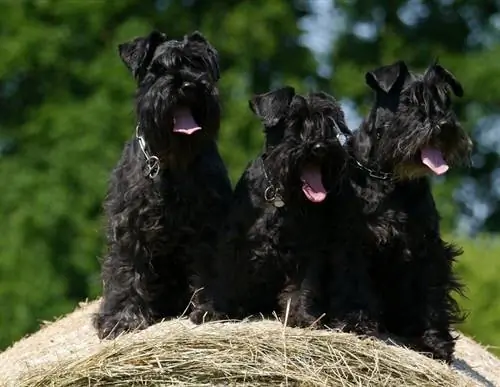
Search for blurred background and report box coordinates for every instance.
[0,0,499,355]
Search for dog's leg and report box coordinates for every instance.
[327,249,379,336]
[391,300,457,363]
[189,274,247,324]
[189,252,229,324]
[189,240,245,324]
[412,241,462,363]
[94,251,155,339]
[190,181,265,324]
[93,145,162,339]
[189,178,234,324]
[384,240,462,363]
[279,257,326,328]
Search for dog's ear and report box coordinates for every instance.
[186,31,220,82]
[365,60,410,94]
[249,86,296,127]
[118,30,167,80]
[424,60,464,97]
[187,30,208,44]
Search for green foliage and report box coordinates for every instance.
[451,234,500,355]
[0,0,499,359]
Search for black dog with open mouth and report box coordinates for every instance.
[348,59,472,362]
[360,60,471,180]
[190,86,351,326]
[94,30,232,339]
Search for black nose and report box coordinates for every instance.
[312,143,327,157]
[182,82,196,90]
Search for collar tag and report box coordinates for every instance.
[136,125,161,179]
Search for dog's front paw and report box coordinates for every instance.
[420,329,455,363]
[189,306,225,324]
[330,311,379,337]
[283,310,325,329]
[93,311,151,340]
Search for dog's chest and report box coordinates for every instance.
[368,207,407,245]
[369,195,435,264]
[159,173,224,224]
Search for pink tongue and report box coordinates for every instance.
[301,166,327,203]
[421,147,449,175]
[173,108,202,135]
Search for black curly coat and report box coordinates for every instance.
[347,60,472,362]
[93,30,232,339]
[190,86,354,327]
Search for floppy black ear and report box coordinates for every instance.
[186,31,220,82]
[424,60,464,97]
[118,30,167,80]
[248,86,296,127]
[365,60,409,94]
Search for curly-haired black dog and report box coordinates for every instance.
[190,86,354,327]
[93,30,232,339]
[348,60,472,362]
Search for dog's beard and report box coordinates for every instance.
[391,147,450,180]
[300,164,327,203]
[377,121,454,178]
[172,107,202,135]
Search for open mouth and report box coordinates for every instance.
[300,163,327,203]
[172,107,202,135]
[420,147,449,175]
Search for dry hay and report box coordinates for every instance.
[0,300,498,387]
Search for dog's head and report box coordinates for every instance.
[249,86,350,204]
[358,60,472,180]
[118,30,221,161]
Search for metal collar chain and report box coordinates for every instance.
[260,158,285,208]
[352,158,394,181]
[136,125,160,179]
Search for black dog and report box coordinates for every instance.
[347,60,472,362]
[93,30,232,339]
[190,86,353,327]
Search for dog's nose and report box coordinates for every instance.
[182,82,196,90]
[312,143,327,158]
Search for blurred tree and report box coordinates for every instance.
[329,0,500,234]
[451,234,500,356]
[0,0,318,349]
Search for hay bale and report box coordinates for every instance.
[0,300,498,386]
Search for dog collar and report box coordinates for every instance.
[352,158,394,181]
[135,125,161,179]
[260,158,285,208]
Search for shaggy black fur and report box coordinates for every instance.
[348,60,472,362]
[190,86,354,327]
[93,30,232,339]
